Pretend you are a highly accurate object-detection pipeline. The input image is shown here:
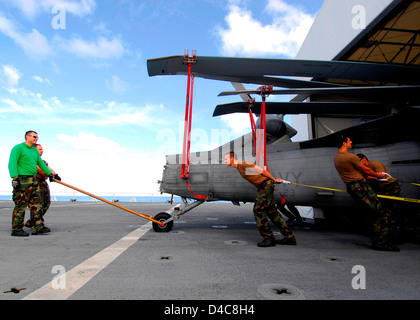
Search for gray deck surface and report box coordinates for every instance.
[1,201,419,302]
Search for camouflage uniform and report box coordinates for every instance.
[12,176,44,234]
[38,180,51,218]
[253,180,295,241]
[346,179,392,247]
[370,180,402,241]
[26,179,50,226]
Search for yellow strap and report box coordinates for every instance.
[377,194,420,204]
[287,182,420,204]
[289,182,346,193]
[386,177,420,187]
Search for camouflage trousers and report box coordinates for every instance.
[12,176,44,233]
[26,180,51,225]
[39,179,51,217]
[346,179,392,246]
[253,180,294,241]
[372,181,402,240]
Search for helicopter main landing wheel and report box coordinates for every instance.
[152,212,174,233]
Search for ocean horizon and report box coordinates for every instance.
[0,194,182,203]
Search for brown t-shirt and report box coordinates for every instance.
[368,160,389,174]
[368,160,391,187]
[236,161,267,187]
[334,152,364,184]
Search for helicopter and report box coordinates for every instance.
[146,53,420,233]
[146,0,420,233]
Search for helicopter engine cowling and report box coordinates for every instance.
[256,115,298,144]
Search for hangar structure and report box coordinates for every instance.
[292,0,420,141]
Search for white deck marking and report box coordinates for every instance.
[22,222,152,300]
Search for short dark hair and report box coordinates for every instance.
[25,131,37,139]
[336,135,350,148]
[356,153,368,161]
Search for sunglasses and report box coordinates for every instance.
[28,135,38,139]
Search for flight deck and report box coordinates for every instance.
[1,201,419,301]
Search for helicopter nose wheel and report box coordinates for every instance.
[152,212,174,232]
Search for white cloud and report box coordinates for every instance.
[33,75,52,85]
[9,0,96,18]
[48,132,165,194]
[218,0,315,57]
[58,36,125,60]
[57,132,127,153]
[64,101,169,129]
[36,93,53,111]
[3,99,24,113]
[45,147,165,195]
[105,75,130,94]
[0,87,59,114]
[0,81,173,130]
[0,143,165,195]
[0,14,53,60]
[108,112,151,125]
[52,97,61,105]
[221,113,253,136]
[0,3,123,62]
[1,65,22,87]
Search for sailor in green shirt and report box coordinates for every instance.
[8,131,56,237]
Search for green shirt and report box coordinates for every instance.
[8,142,52,178]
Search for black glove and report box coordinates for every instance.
[54,174,61,181]
[49,174,55,182]
[12,178,19,188]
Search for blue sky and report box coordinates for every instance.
[0,0,324,196]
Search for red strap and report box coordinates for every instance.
[249,106,257,160]
[179,51,207,200]
[260,96,269,172]
[187,182,207,200]
[248,98,268,171]
[185,74,195,175]
[281,195,285,205]
[180,56,194,179]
